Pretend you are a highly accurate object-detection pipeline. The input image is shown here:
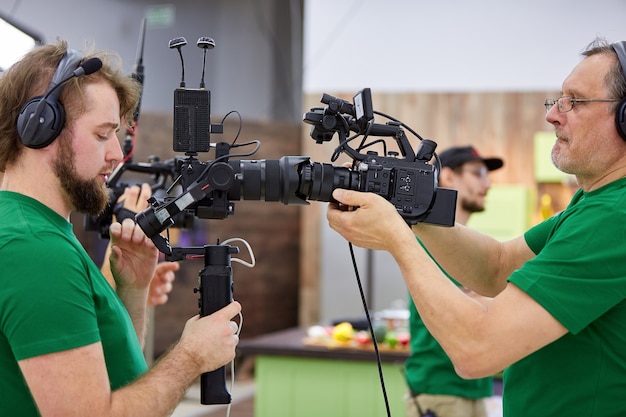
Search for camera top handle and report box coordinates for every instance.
[303,88,427,164]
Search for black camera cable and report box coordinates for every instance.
[347,241,392,417]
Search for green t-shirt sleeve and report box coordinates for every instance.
[512,203,626,334]
[2,233,101,360]
[523,214,558,255]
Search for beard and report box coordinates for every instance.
[52,135,110,216]
[460,197,485,214]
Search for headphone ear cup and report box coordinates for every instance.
[15,49,82,150]
[615,98,626,142]
[17,96,66,149]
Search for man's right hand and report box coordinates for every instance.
[177,301,242,372]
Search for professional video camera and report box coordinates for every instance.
[136,86,457,255]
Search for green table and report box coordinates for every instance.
[238,327,410,417]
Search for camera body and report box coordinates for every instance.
[299,87,457,226]
[344,150,457,226]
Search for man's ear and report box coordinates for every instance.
[438,166,457,188]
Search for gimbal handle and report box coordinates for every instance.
[194,244,238,404]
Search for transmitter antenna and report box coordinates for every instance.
[197,36,215,89]
[131,17,146,126]
[169,37,188,88]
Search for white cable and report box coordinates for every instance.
[224,311,244,417]
[220,239,250,417]
[220,237,256,268]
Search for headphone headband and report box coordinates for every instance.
[46,49,83,103]
[611,41,626,141]
[612,41,626,79]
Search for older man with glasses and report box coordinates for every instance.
[327,37,626,417]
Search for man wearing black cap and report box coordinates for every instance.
[404,146,503,417]
[437,146,504,225]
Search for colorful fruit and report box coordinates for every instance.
[355,330,372,346]
[397,331,410,347]
[372,323,388,343]
[332,322,355,342]
[384,331,398,348]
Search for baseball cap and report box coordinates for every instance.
[438,146,503,171]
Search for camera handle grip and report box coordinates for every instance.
[196,244,237,405]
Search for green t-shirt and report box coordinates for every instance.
[505,178,626,417]
[0,192,148,417]
[405,242,493,399]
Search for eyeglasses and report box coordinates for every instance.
[455,166,490,181]
[544,96,619,113]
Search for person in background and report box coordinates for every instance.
[0,39,240,417]
[405,146,503,417]
[327,37,626,416]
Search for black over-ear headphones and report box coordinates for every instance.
[611,41,626,141]
[16,49,84,149]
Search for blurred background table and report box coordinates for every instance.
[238,327,409,417]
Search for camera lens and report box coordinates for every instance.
[229,157,359,206]
[298,162,358,202]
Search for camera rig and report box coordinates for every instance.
[133,86,457,405]
[136,87,457,255]
[90,32,457,406]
